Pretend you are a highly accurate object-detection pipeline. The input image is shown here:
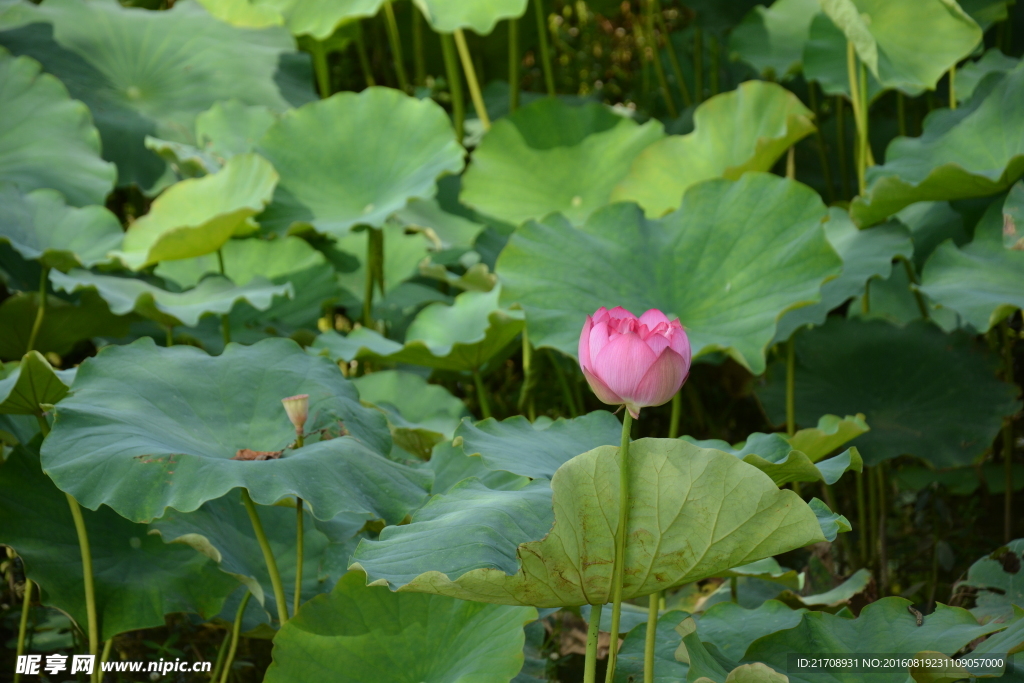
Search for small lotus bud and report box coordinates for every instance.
[281,394,309,436]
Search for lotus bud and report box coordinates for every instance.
[281,394,309,437]
[578,307,691,419]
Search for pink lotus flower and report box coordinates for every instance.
[578,307,691,418]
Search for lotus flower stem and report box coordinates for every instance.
[644,0,676,117]
[509,18,520,112]
[66,493,99,677]
[165,326,174,347]
[856,469,868,565]
[309,40,331,98]
[453,29,491,130]
[899,257,930,320]
[709,34,720,96]
[219,590,252,683]
[549,351,579,417]
[583,603,603,683]
[13,576,31,683]
[240,490,289,625]
[294,497,304,616]
[1003,319,1016,543]
[354,26,376,87]
[692,27,702,104]
[785,338,796,437]
[533,0,556,96]
[835,96,851,199]
[362,227,385,328]
[472,369,492,419]
[948,65,957,110]
[604,411,633,683]
[668,391,681,439]
[730,577,738,603]
[216,249,231,345]
[807,82,835,203]
[643,590,660,683]
[208,629,231,682]
[846,41,867,195]
[25,266,49,354]
[99,637,113,673]
[876,464,888,593]
[440,33,465,141]
[652,0,691,107]
[517,332,536,419]
[382,2,409,92]
[412,9,426,86]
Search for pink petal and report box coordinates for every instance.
[644,333,671,355]
[630,348,689,408]
[588,321,611,370]
[592,307,610,324]
[592,331,658,400]
[578,315,594,370]
[582,367,625,407]
[607,306,636,321]
[639,309,670,327]
[668,327,692,362]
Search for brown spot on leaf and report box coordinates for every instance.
[997,549,1022,574]
[231,448,283,461]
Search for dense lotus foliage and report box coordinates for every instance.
[0,0,1023,682]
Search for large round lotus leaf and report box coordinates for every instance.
[0,291,130,362]
[351,438,831,607]
[196,0,385,40]
[819,0,982,94]
[413,0,527,34]
[802,11,884,101]
[0,351,73,415]
[264,571,536,683]
[0,184,122,272]
[426,441,528,495]
[785,414,869,462]
[728,0,820,80]
[919,201,1024,332]
[850,62,1024,227]
[0,0,295,189]
[152,493,352,626]
[960,539,1024,623]
[756,318,1020,467]
[496,174,839,374]
[739,598,1005,683]
[773,208,912,343]
[695,600,807,665]
[455,411,622,480]
[0,49,113,206]
[49,269,293,329]
[40,337,431,523]
[256,88,464,238]
[0,441,237,641]
[955,49,1018,102]
[313,288,524,373]
[611,81,815,218]
[460,99,664,226]
[112,153,278,270]
[395,198,485,251]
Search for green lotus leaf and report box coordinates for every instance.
[496,174,839,374]
[1004,180,1024,251]
[802,11,884,101]
[682,431,862,486]
[264,571,536,683]
[144,137,221,179]
[353,370,469,460]
[785,414,869,461]
[460,98,664,226]
[956,49,1018,102]
[111,153,278,270]
[455,411,622,479]
[49,269,292,329]
[0,290,130,362]
[892,200,969,270]
[615,610,691,683]
[780,568,872,609]
[0,351,73,415]
[197,0,384,39]
[152,493,355,625]
[773,208,912,343]
[395,197,485,250]
[427,441,529,495]
[0,184,122,272]
[412,0,527,34]
[674,617,735,681]
[960,539,1024,623]
[0,0,296,188]
[742,597,1005,683]
[960,0,1014,29]
[729,0,820,80]
[40,337,431,523]
[972,606,1024,655]
[847,261,961,332]
[257,88,464,237]
[719,559,803,591]
[314,288,524,373]
[819,0,981,94]
[697,600,807,665]
[850,61,1024,227]
[0,48,114,206]
[919,200,1024,332]
[0,441,236,640]
[352,438,832,607]
[757,318,1020,467]
[612,81,815,218]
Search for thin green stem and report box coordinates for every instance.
[785,338,796,436]
[877,464,888,594]
[354,26,376,87]
[1003,319,1016,543]
[583,603,603,683]
[807,82,835,203]
[472,368,492,419]
[533,0,556,96]
[208,629,231,682]
[66,493,99,674]
[362,228,383,328]
[99,637,113,673]
[440,33,465,142]
[897,91,907,137]
[453,29,491,130]
[836,96,850,199]
[549,351,579,417]
[26,266,49,354]
[668,390,681,439]
[517,331,535,418]
[846,41,866,195]
[240,490,289,626]
[310,40,331,98]
[217,249,231,346]
[856,469,867,566]
[604,412,633,683]
[948,65,957,110]
[165,326,174,347]
[412,7,426,86]
[645,0,676,117]
[867,464,878,575]
[382,1,409,92]
[729,576,738,603]
[692,27,703,103]
[14,577,32,683]
[900,257,930,320]
[709,34,720,96]
[653,0,691,107]
[863,278,872,314]
[294,498,304,616]
[644,591,659,683]
[509,18,520,112]
[219,591,252,683]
